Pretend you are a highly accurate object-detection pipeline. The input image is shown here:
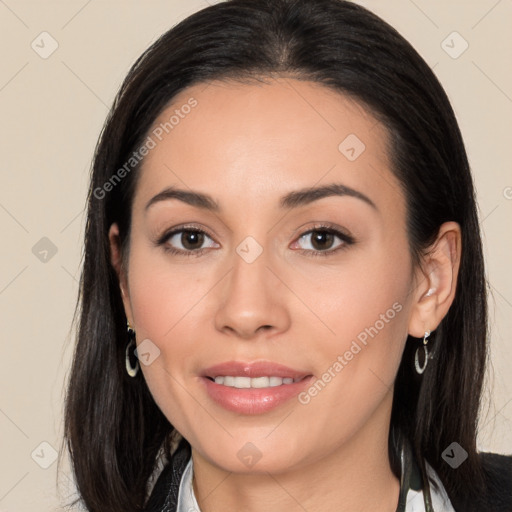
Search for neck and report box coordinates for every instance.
[191,390,400,512]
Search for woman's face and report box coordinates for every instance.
[111,78,428,474]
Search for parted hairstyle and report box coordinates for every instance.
[64,0,490,510]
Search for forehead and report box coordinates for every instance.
[133,77,403,216]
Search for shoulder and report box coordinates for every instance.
[449,452,512,512]
[480,452,512,505]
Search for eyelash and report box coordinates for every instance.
[156,223,355,258]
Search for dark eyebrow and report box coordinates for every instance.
[145,183,377,213]
[280,183,377,210]
[145,187,220,213]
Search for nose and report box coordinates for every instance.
[214,243,291,340]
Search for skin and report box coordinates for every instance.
[109,77,461,512]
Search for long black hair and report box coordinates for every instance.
[64,1,489,510]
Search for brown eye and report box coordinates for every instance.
[292,226,355,257]
[159,227,219,256]
[297,229,343,252]
[309,230,336,251]
[179,230,205,250]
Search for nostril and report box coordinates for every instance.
[257,325,273,333]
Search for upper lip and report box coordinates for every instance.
[202,360,312,380]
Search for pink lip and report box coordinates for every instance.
[200,360,314,415]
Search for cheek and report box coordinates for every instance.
[125,242,215,421]
[127,241,206,342]
[296,277,411,448]
[316,244,411,345]
[310,241,413,397]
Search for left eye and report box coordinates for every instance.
[293,228,349,253]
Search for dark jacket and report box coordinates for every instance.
[144,439,512,512]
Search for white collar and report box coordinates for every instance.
[176,457,455,512]
[176,457,200,512]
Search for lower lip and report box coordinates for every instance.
[202,376,313,414]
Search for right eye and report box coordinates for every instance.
[158,226,219,257]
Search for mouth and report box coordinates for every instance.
[206,375,303,388]
[200,360,314,414]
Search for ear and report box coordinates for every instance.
[108,222,134,327]
[408,221,462,338]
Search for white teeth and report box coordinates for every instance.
[252,376,270,388]
[213,376,297,388]
[269,376,282,387]
[223,376,234,386]
[234,376,251,388]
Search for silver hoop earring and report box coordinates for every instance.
[414,330,431,375]
[125,322,140,377]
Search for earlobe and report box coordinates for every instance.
[407,221,462,338]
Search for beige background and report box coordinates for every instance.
[0,0,510,510]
